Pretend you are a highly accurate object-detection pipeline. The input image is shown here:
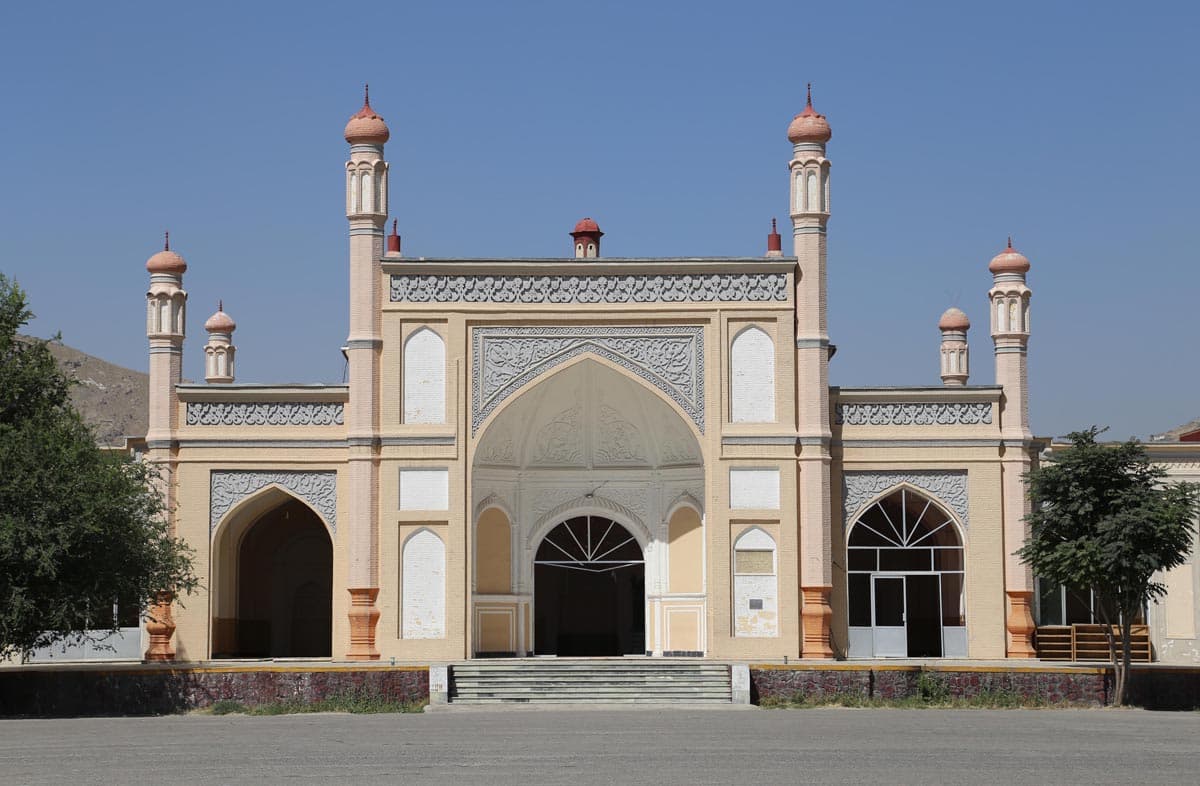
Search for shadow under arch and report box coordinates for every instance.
[210,487,333,659]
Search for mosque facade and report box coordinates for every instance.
[133,89,1058,664]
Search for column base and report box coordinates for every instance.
[1006,589,1037,658]
[144,591,176,661]
[347,587,381,660]
[801,585,835,659]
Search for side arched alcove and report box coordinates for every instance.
[470,357,706,656]
[842,484,968,659]
[210,485,335,659]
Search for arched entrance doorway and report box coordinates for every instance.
[846,487,966,658]
[471,358,704,657]
[212,496,333,658]
[534,515,645,656]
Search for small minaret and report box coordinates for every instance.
[988,237,1037,659]
[203,301,236,383]
[938,307,970,385]
[145,231,187,446]
[571,218,603,258]
[343,85,390,661]
[989,238,1032,433]
[787,84,835,659]
[144,231,187,661]
[765,218,783,257]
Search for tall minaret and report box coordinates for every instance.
[203,302,236,383]
[787,85,835,658]
[938,308,970,386]
[144,232,187,660]
[988,238,1037,657]
[343,86,389,660]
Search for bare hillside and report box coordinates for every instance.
[42,339,148,446]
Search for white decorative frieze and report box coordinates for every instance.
[843,471,969,529]
[835,402,992,426]
[210,470,337,533]
[472,325,704,434]
[187,401,344,427]
[391,272,788,304]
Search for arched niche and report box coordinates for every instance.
[730,325,775,423]
[402,528,446,639]
[210,491,332,659]
[403,326,446,424]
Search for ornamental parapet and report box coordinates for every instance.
[831,386,1003,441]
[176,384,349,434]
[383,258,796,308]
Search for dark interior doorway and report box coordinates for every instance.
[533,516,645,656]
[905,575,943,657]
[215,498,333,658]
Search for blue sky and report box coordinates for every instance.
[2,0,1197,440]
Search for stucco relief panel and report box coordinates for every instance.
[209,470,338,534]
[835,402,992,426]
[391,272,788,304]
[842,471,969,530]
[471,326,705,434]
[187,401,344,427]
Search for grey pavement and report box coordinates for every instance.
[0,707,1196,785]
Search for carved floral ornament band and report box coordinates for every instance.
[187,402,344,427]
[390,272,788,304]
[843,471,969,530]
[209,470,338,534]
[471,325,704,435]
[835,402,992,426]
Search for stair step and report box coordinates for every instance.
[446,660,734,705]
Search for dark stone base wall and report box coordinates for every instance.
[0,666,429,718]
[751,666,1200,709]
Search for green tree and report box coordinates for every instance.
[1019,427,1199,705]
[0,274,197,660]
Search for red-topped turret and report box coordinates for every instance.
[571,217,603,258]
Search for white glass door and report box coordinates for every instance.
[872,575,907,657]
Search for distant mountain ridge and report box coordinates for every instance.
[37,338,148,446]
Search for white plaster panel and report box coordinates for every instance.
[402,529,445,639]
[403,327,446,424]
[730,326,775,423]
[399,469,449,511]
[1164,564,1196,640]
[729,468,780,510]
[734,574,778,637]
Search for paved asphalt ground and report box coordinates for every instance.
[1,706,1196,785]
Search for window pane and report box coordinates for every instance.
[1037,579,1063,626]
[849,574,871,626]
[1065,587,1093,624]
[847,548,876,572]
[879,548,931,572]
[941,573,964,626]
[933,548,963,571]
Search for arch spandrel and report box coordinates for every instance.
[470,325,705,436]
[209,470,338,539]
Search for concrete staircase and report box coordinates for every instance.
[449,660,733,704]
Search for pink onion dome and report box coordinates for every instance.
[343,85,390,145]
[938,307,970,331]
[989,238,1031,274]
[787,84,832,144]
[204,302,236,333]
[571,217,602,234]
[146,232,187,274]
